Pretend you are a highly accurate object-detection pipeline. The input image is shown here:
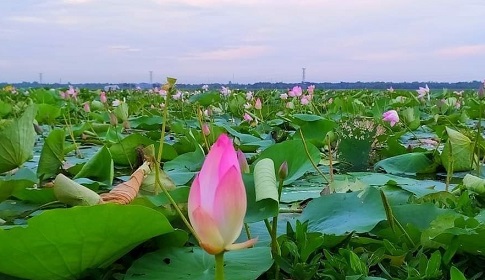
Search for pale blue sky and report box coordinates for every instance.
[1,0,484,84]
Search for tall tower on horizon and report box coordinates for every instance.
[149,71,153,84]
[302,68,306,84]
[39,73,43,84]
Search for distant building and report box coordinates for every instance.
[104,84,120,91]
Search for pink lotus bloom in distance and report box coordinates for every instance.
[307,85,315,95]
[246,91,254,100]
[67,86,78,99]
[255,98,262,110]
[290,86,303,97]
[382,110,399,127]
[112,99,122,107]
[300,96,310,105]
[280,93,288,100]
[243,103,252,109]
[220,86,231,97]
[159,89,167,97]
[188,134,257,255]
[172,91,182,100]
[416,84,430,99]
[387,86,394,93]
[243,113,253,122]
[201,84,209,91]
[453,90,464,96]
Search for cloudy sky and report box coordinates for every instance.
[1,0,484,84]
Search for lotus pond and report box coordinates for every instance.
[1,80,485,280]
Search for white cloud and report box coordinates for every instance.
[435,45,485,58]
[351,50,417,62]
[7,16,47,23]
[106,45,142,53]
[181,45,270,61]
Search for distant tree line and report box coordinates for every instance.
[1,80,483,91]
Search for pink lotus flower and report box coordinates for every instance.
[280,93,288,100]
[188,134,256,255]
[254,98,262,110]
[387,86,394,93]
[382,110,399,127]
[220,86,231,97]
[159,89,167,97]
[243,113,253,122]
[416,84,430,100]
[290,86,303,97]
[300,96,310,105]
[246,91,254,100]
[67,86,78,100]
[307,85,315,95]
[172,91,182,100]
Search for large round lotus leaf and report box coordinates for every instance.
[302,187,386,235]
[0,204,173,280]
[125,246,273,280]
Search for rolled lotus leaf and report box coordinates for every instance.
[53,173,102,206]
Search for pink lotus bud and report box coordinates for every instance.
[188,134,257,255]
[236,149,250,173]
[109,112,118,126]
[382,110,399,127]
[278,161,288,180]
[83,102,90,113]
[202,123,210,136]
[255,98,262,110]
[100,91,107,103]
